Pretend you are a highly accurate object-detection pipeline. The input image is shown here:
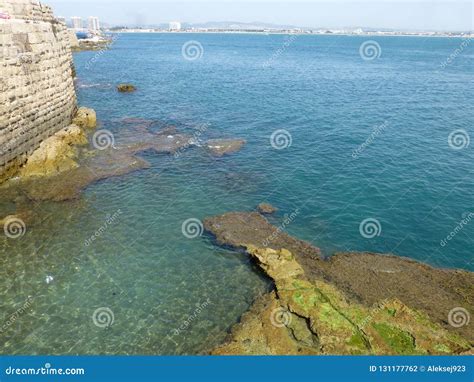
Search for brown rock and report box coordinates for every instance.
[117,84,137,93]
[210,244,472,355]
[257,203,278,214]
[212,292,319,355]
[72,107,97,129]
[203,212,321,258]
[1,126,194,202]
[204,211,474,345]
[72,39,111,52]
[19,125,87,178]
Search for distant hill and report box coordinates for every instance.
[183,21,304,30]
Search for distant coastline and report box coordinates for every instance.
[106,28,473,39]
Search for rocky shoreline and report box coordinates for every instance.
[1,1,471,357]
[70,36,113,52]
[2,134,472,355]
[204,212,473,354]
[0,114,247,231]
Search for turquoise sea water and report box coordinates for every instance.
[1,34,473,354]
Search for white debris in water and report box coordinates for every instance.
[45,276,54,284]
[167,135,174,139]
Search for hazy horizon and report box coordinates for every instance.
[48,0,473,31]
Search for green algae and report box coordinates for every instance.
[372,323,416,354]
[434,344,452,353]
[289,281,470,355]
[318,303,352,329]
[226,247,473,356]
[348,332,368,353]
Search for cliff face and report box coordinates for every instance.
[0,0,77,182]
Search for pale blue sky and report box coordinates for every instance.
[48,0,473,31]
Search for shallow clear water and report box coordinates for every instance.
[1,34,473,354]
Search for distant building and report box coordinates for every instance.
[169,21,181,31]
[71,16,83,30]
[88,16,100,32]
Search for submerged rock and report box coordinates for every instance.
[117,84,137,93]
[119,117,157,133]
[204,211,474,354]
[204,212,321,259]
[257,203,278,215]
[0,200,44,238]
[1,125,194,202]
[120,117,153,125]
[206,139,246,157]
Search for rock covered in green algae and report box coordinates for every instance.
[212,246,471,355]
[204,211,474,354]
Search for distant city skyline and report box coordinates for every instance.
[67,15,100,31]
[49,0,473,31]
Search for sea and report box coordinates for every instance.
[1,33,473,354]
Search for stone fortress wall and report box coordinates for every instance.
[0,0,77,182]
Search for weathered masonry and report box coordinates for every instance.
[0,0,77,182]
